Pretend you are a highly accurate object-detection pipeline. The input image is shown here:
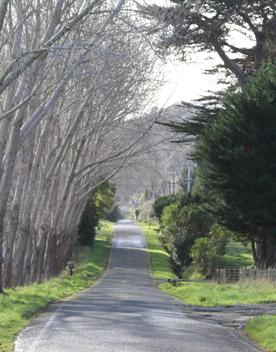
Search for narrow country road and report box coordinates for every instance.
[15,220,261,352]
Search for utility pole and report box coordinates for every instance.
[187,164,192,193]
[172,173,176,194]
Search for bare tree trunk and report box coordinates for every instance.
[0,110,24,290]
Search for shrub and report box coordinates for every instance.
[161,198,213,275]
[191,224,228,277]
[153,194,178,220]
[78,181,117,245]
[78,201,99,245]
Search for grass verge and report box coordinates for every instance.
[160,280,276,307]
[139,221,174,280]
[218,239,253,267]
[245,315,276,352]
[0,220,113,352]
[140,219,275,351]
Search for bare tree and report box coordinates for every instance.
[0,1,158,291]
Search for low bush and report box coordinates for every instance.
[153,194,178,220]
[191,224,228,277]
[161,195,212,275]
[78,181,117,245]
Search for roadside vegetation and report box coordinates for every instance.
[143,63,276,352]
[245,316,276,352]
[139,221,174,280]
[142,219,276,351]
[0,221,113,352]
[160,281,276,307]
[217,240,253,268]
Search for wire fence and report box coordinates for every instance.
[214,267,276,284]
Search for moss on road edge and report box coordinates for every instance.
[0,221,113,352]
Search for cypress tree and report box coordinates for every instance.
[197,62,276,268]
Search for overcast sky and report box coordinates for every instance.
[143,0,221,108]
[150,53,221,108]
[145,0,250,109]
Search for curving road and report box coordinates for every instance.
[15,220,261,352]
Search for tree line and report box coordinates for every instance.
[144,0,276,272]
[0,0,158,292]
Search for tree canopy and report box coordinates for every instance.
[196,62,276,268]
[141,0,276,85]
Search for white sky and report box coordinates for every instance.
[145,0,251,109]
[150,54,221,108]
[144,0,221,108]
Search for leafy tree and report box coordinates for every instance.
[78,182,117,245]
[153,194,179,220]
[161,195,213,274]
[93,182,117,220]
[196,62,276,268]
[191,224,228,277]
[78,201,99,246]
[141,0,276,85]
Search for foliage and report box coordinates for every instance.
[0,222,112,352]
[181,265,204,280]
[218,239,253,267]
[78,202,99,246]
[153,194,179,220]
[158,94,223,144]
[139,222,175,279]
[141,0,276,85]
[160,280,276,307]
[105,206,122,222]
[196,62,276,268]
[78,182,117,245]
[191,224,228,277]
[161,194,213,274]
[245,315,276,352]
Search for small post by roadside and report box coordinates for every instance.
[67,261,75,276]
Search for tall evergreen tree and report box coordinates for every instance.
[196,62,276,268]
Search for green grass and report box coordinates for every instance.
[140,219,275,351]
[181,239,253,279]
[0,220,113,352]
[218,239,253,267]
[139,221,174,280]
[245,315,276,352]
[182,266,204,280]
[160,280,276,307]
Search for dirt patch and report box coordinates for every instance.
[181,303,276,329]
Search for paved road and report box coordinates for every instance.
[15,220,261,352]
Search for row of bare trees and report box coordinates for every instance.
[0,0,157,292]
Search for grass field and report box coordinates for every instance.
[218,239,253,267]
[139,221,174,280]
[0,221,113,352]
[245,315,276,352]
[160,280,276,306]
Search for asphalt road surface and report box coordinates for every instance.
[15,220,261,352]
